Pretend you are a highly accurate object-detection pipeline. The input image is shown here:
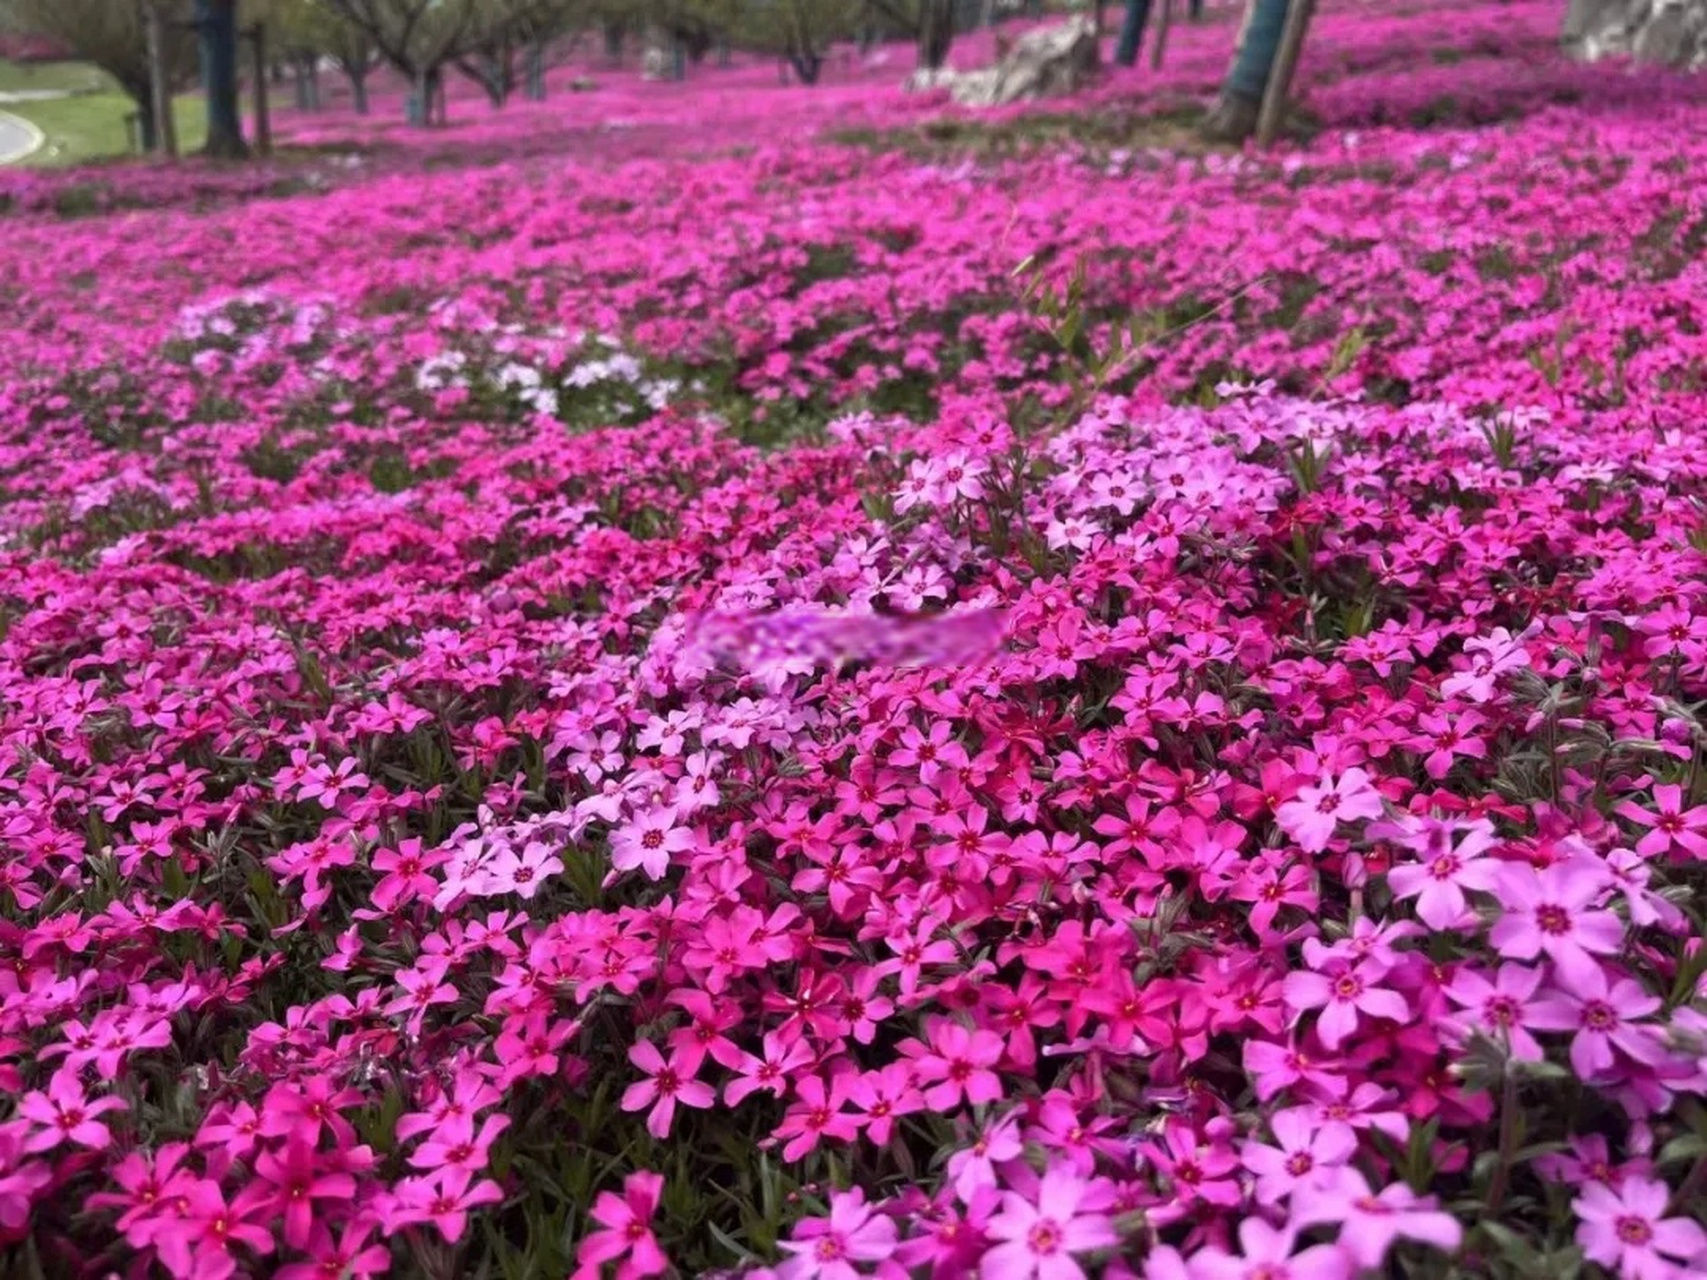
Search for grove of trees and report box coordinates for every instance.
[0,0,1050,153]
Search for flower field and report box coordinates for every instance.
[1,2,1706,1278]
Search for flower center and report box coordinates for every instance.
[1616,1216,1653,1245]
[1027,1220,1062,1256]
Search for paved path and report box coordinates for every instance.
[0,110,44,165]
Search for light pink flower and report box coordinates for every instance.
[1488,858,1623,988]
[981,1163,1118,1280]
[1574,1178,1706,1280]
[1275,768,1385,852]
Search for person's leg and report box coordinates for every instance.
[1202,0,1289,140]
[1115,0,1153,66]
[1224,0,1290,101]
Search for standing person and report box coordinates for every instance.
[1113,0,1207,68]
[1200,0,1290,141]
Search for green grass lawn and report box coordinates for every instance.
[10,93,209,166]
[0,60,207,165]
[0,58,114,96]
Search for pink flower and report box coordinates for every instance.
[723,1031,817,1107]
[1574,1178,1706,1279]
[1615,784,1707,861]
[621,1041,715,1139]
[275,1221,393,1280]
[1488,858,1623,988]
[1282,959,1410,1051]
[383,1166,505,1244]
[1275,768,1385,852]
[774,1072,860,1162]
[947,1114,1025,1202]
[610,807,695,880]
[1293,1172,1462,1269]
[1184,1218,1354,1280]
[1241,1107,1358,1207]
[486,839,563,899]
[1441,962,1548,1061]
[574,1170,668,1280]
[254,1134,359,1249]
[911,1018,1006,1112]
[1441,625,1532,702]
[981,1162,1118,1280]
[1526,966,1665,1080]
[17,1068,127,1152]
[778,1186,899,1280]
[1385,821,1501,929]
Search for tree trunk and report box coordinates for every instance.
[136,102,159,153]
[197,0,249,158]
[348,67,370,114]
[525,42,546,99]
[407,66,431,125]
[918,0,956,71]
[789,50,823,84]
[143,7,177,158]
[293,54,321,111]
[604,22,624,65]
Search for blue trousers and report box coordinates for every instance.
[1225,0,1291,100]
[1114,0,1208,68]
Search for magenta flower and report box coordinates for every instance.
[1574,1178,1706,1279]
[1275,766,1386,853]
[911,1018,1006,1112]
[981,1162,1118,1280]
[1487,858,1623,988]
[574,1170,668,1280]
[948,1114,1025,1202]
[621,1041,715,1139]
[1615,783,1707,861]
[254,1134,360,1250]
[1441,625,1533,702]
[17,1068,127,1153]
[777,1186,899,1280]
[774,1072,860,1162]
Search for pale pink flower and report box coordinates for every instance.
[1275,768,1385,852]
[1294,1171,1462,1269]
[1574,1178,1706,1280]
[1527,966,1666,1080]
[777,1186,899,1280]
[1282,960,1410,1051]
[981,1163,1118,1280]
[1488,858,1623,988]
[1184,1218,1354,1280]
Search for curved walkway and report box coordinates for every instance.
[0,110,45,165]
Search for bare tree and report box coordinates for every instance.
[305,0,576,122]
[863,0,960,72]
[1,0,198,151]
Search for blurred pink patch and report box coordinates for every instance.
[688,606,1007,673]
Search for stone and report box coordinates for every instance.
[1562,0,1707,70]
[906,16,1100,107]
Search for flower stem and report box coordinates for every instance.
[1484,1066,1520,1217]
